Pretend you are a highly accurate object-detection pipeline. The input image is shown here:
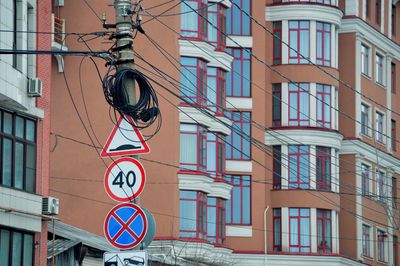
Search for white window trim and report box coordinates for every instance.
[374,167,387,203]
[374,107,386,144]
[361,43,372,78]
[360,161,373,198]
[376,226,389,263]
[361,101,372,137]
[361,222,374,259]
[375,51,386,86]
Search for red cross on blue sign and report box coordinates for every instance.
[104,203,148,249]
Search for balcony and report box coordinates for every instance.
[51,14,68,72]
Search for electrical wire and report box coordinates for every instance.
[233,1,400,120]
[135,58,398,227]
[176,1,400,148]
[142,6,400,200]
[80,0,103,23]
[102,66,162,132]
[133,42,398,207]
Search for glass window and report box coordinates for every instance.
[288,145,310,189]
[207,67,226,114]
[180,190,207,239]
[226,0,251,36]
[206,133,226,179]
[317,209,332,253]
[273,146,281,189]
[208,4,226,50]
[273,208,282,251]
[0,227,34,266]
[375,0,381,25]
[392,63,396,94]
[0,111,36,192]
[180,0,208,40]
[361,104,370,135]
[361,164,370,196]
[207,197,226,244]
[376,53,384,85]
[361,44,370,76]
[288,21,310,64]
[180,57,207,106]
[225,175,251,225]
[362,224,371,257]
[378,229,387,262]
[316,22,331,66]
[289,83,310,126]
[376,170,385,202]
[180,124,207,172]
[273,22,282,65]
[392,120,397,152]
[317,84,331,128]
[226,48,251,97]
[272,84,281,127]
[316,147,331,191]
[226,111,251,160]
[289,208,310,252]
[392,5,397,36]
[375,111,384,143]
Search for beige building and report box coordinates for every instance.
[49,0,400,265]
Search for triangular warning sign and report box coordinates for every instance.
[101,115,150,157]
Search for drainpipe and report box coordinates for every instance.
[264,205,270,265]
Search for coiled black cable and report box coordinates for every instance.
[103,66,161,130]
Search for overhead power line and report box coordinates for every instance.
[0,49,107,57]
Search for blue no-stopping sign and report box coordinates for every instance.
[104,203,148,249]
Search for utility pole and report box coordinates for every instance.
[114,0,136,101]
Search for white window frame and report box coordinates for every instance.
[361,43,371,77]
[362,222,373,258]
[375,168,386,203]
[360,161,373,197]
[376,227,388,263]
[375,109,386,144]
[361,101,372,136]
[375,51,385,86]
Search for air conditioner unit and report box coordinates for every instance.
[27,78,42,97]
[42,197,60,215]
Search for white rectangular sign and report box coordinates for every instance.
[104,251,147,266]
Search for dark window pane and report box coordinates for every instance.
[3,138,12,186]
[26,144,36,193]
[0,230,10,266]
[12,231,22,266]
[26,120,35,142]
[3,112,12,134]
[23,234,33,266]
[14,142,24,189]
[15,116,24,138]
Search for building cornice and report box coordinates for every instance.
[179,40,233,71]
[178,172,214,194]
[208,0,232,8]
[340,140,400,173]
[208,181,233,200]
[339,18,400,61]
[179,106,232,135]
[265,4,343,26]
[232,253,365,265]
[265,129,343,149]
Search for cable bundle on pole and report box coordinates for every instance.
[102,66,161,131]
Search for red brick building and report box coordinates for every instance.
[49,0,400,265]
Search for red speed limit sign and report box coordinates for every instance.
[104,157,146,202]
